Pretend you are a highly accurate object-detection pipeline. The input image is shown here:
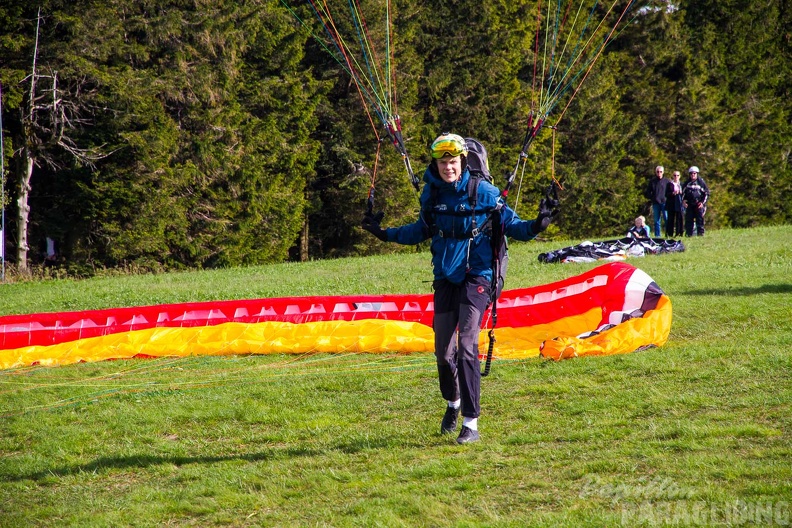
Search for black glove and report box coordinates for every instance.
[531,198,557,235]
[362,210,388,242]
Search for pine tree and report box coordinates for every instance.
[19,0,321,270]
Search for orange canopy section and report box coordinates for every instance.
[0,262,671,369]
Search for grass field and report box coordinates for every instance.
[1,226,790,526]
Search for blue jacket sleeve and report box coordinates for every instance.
[501,203,539,241]
[384,214,431,245]
[473,182,539,242]
[383,185,432,245]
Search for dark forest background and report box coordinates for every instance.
[0,0,789,274]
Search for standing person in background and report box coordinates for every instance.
[645,165,671,237]
[665,170,684,237]
[361,133,555,445]
[682,166,710,236]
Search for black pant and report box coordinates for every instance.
[685,204,705,236]
[666,208,684,237]
[433,275,492,419]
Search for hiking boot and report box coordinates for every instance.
[440,406,460,434]
[456,426,480,444]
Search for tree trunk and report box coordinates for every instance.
[300,217,309,262]
[16,148,34,271]
[16,10,40,273]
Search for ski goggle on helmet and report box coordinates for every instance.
[430,133,468,159]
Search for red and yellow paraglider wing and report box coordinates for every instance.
[487,261,671,359]
[0,262,671,369]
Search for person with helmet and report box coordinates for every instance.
[361,133,555,444]
[682,166,710,236]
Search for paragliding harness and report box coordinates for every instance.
[424,138,508,377]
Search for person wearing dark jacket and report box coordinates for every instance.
[361,133,553,444]
[665,170,684,237]
[682,165,709,236]
[628,215,651,239]
[645,165,672,237]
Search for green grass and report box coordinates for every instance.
[1,226,791,526]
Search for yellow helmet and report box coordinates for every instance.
[430,133,468,159]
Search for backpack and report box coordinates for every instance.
[464,138,508,299]
[464,137,491,182]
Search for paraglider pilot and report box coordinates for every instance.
[682,166,710,237]
[361,133,556,444]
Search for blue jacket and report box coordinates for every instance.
[628,224,651,238]
[385,165,540,284]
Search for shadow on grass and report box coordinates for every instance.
[1,450,304,483]
[1,435,421,482]
[684,284,792,296]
